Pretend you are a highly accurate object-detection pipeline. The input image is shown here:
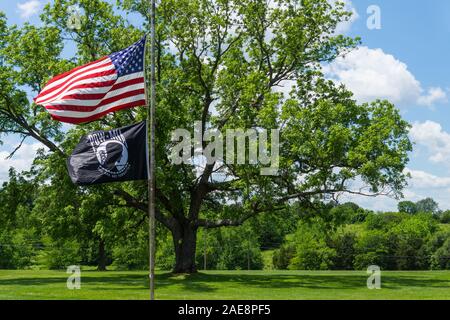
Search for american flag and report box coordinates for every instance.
[35,37,147,124]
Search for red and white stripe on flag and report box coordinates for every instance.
[35,37,147,124]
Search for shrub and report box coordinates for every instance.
[112,229,155,270]
[155,233,175,271]
[40,238,81,269]
[389,213,436,270]
[273,243,296,270]
[288,222,336,270]
[196,226,263,270]
[330,231,357,270]
[365,212,406,231]
[354,230,389,270]
[289,245,336,270]
[440,211,450,224]
[217,228,263,270]
[196,228,221,270]
[0,230,35,269]
[112,242,149,270]
[431,238,450,270]
[249,210,299,248]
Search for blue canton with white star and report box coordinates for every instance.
[109,36,146,77]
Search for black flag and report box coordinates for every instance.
[67,121,148,185]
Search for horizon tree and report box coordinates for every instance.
[415,198,440,215]
[0,0,412,273]
[398,201,418,215]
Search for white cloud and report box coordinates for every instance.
[405,168,450,189]
[409,121,450,164]
[324,46,447,107]
[0,142,44,183]
[417,87,448,107]
[17,0,41,19]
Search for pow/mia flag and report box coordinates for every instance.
[67,121,148,185]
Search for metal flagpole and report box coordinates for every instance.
[148,0,156,301]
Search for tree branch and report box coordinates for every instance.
[6,135,27,159]
[196,205,284,229]
[113,189,173,230]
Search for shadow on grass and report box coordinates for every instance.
[1,272,449,293]
[0,272,215,292]
[0,273,148,291]
[169,272,450,291]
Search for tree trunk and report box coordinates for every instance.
[172,222,198,273]
[97,239,107,271]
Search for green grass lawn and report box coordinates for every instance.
[0,270,449,300]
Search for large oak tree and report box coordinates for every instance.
[0,0,412,273]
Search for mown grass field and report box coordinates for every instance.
[1,270,449,300]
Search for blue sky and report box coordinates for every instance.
[1,0,450,212]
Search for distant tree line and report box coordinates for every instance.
[0,167,449,271]
[273,200,450,271]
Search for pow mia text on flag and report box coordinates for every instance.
[67,121,148,185]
